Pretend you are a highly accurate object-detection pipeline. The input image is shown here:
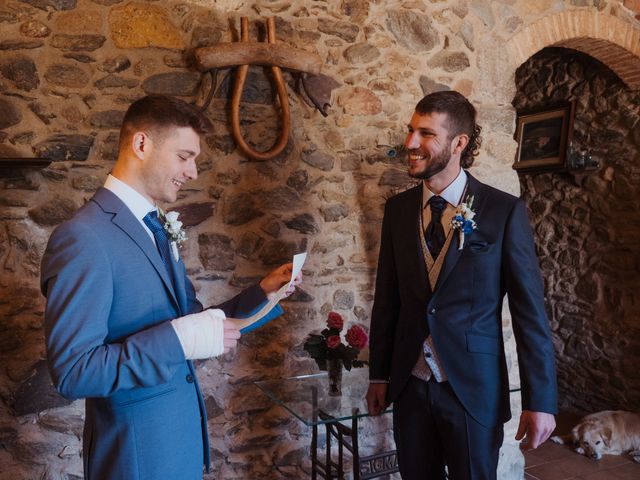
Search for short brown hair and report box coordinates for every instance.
[415,91,482,168]
[119,95,212,149]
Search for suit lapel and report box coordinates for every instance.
[434,173,488,292]
[169,257,188,315]
[92,188,180,309]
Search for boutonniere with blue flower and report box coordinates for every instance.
[159,209,187,261]
[451,195,477,250]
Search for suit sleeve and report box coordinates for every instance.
[369,201,401,381]
[502,200,558,414]
[214,284,270,317]
[209,281,284,322]
[185,274,204,314]
[42,221,186,400]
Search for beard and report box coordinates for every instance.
[407,146,452,180]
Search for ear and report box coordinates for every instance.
[602,427,612,447]
[571,427,579,443]
[131,131,149,160]
[451,134,469,156]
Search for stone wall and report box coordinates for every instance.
[514,47,640,414]
[0,1,637,478]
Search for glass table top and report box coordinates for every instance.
[254,368,389,426]
[255,368,521,427]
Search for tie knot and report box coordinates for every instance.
[429,196,447,216]
[143,211,164,234]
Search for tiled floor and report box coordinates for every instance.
[522,412,640,479]
[523,441,640,479]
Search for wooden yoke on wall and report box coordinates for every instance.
[194,17,323,161]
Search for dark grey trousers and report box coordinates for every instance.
[393,376,504,480]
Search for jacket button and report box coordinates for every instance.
[186,374,194,383]
[430,308,436,314]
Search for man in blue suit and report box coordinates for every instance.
[366,91,557,479]
[41,95,295,479]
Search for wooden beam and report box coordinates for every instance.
[194,43,323,75]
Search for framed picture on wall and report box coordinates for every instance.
[513,102,575,173]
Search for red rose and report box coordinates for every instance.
[327,311,344,331]
[326,335,341,349]
[345,325,368,350]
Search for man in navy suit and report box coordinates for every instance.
[41,95,295,479]
[366,91,557,479]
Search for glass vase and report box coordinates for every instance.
[327,358,343,396]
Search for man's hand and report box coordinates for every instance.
[222,319,241,354]
[515,410,556,450]
[366,383,389,416]
[260,263,302,297]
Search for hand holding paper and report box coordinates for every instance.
[268,270,302,302]
[260,262,294,295]
[230,253,307,333]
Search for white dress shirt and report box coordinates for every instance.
[422,168,468,220]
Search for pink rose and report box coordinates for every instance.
[345,325,368,350]
[326,335,341,349]
[327,311,344,331]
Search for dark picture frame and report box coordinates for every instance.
[513,102,575,173]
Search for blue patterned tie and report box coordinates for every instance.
[425,196,447,259]
[143,211,177,291]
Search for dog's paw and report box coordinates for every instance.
[629,450,640,463]
[574,447,585,455]
[550,436,564,445]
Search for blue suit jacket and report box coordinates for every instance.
[369,173,557,427]
[41,188,282,480]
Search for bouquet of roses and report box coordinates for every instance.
[303,311,369,371]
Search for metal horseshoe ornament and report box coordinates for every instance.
[195,17,323,161]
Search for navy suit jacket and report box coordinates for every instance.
[41,188,282,480]
[369,173,557,427]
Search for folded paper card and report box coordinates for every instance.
[229,252,307,334]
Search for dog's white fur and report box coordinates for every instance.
[551,410,640,463]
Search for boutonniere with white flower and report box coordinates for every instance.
[159,209,187,261]
[450,195,478,250]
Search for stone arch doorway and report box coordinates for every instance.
[509,17,640,414]
[507,10,640,90]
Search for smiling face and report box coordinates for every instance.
[136,126,201,205]
[404,111,462,182]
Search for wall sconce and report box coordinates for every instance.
[566,142,599,170]
[376,144,406,159]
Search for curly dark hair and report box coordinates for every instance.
[415,90,482,168]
